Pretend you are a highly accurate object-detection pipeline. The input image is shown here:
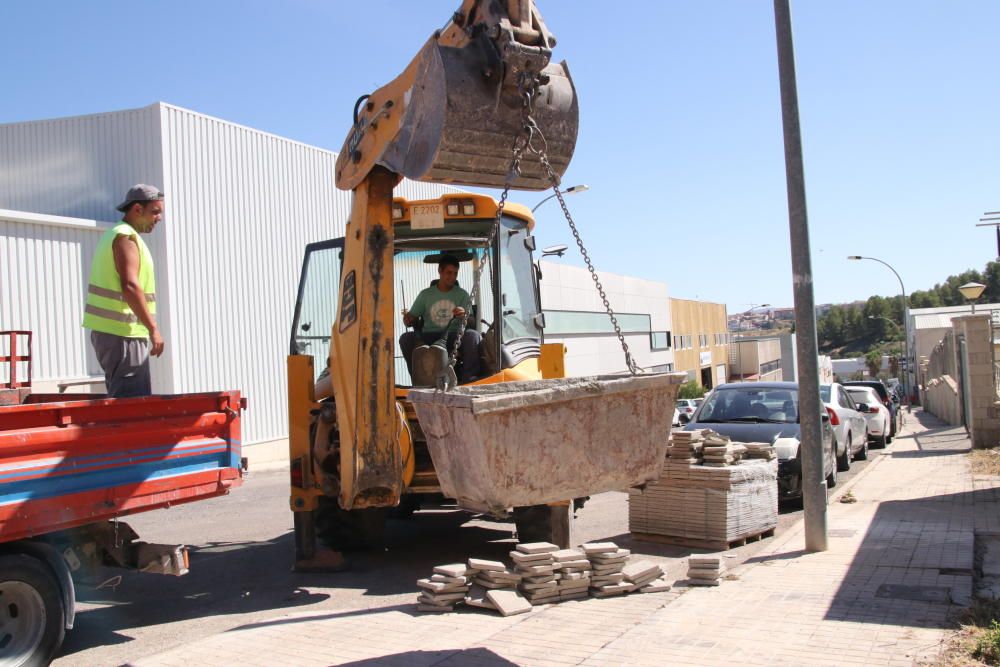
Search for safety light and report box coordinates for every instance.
[446,202,461,216]
[392,204,405,220]
[462,201,476,216]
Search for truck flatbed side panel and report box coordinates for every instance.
[0,391,244,542]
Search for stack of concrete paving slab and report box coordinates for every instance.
[743,442,776,460]
[668,430,705,464]
[582,542,633,598]
[417,563,471,612]
[628,458,778,548]
[512,542,561,606]
[465,558,531,616]
[550,548,592,601]
[685,554,725,586]
[702,442,747,467]
[622,559,669,592]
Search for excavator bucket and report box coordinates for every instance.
[408,373,688,515]
[336,38,578,192]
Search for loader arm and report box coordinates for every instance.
[329,0,578,511]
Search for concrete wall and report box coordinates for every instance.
[921,314,1000,447]
[956,315,1000,448]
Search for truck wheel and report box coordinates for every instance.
[0,554,65,667]
[315,498,386,551]
[387,495,421,520]
[513,504,572,548]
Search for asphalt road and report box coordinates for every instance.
[52,440,892,666]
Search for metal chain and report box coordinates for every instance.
[534,154,639,375]
[440,78,535,390]
[443,70,639,385]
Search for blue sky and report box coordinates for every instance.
[2,1,997,309]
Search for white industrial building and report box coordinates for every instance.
[0,103,674,451]
[538,261,673,375]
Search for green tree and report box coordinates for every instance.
[864,350,883,378]
[677,380,704,400]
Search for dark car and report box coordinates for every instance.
[684,381,838,501]
[843,380,898,442]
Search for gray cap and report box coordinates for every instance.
[116,184,164,212]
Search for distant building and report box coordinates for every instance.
[729,336,782,382]
[670,298,729,389]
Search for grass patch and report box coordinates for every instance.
[970,448,1000,476]
[935,598,1000,666]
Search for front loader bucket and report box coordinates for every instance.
[408,373,687,515]
[379,40,578,191]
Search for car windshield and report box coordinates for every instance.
[846,388,874,405]
[819,385,831,402]
[696,386,799,424]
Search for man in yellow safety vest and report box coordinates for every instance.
[81,184,165,397]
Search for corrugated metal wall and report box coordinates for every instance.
[0,212,105,382]
[157,104,458,443]
[0,106,163,220]
[0,102,457,443]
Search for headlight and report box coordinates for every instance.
[772,436,800,460]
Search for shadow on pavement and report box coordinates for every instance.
[827,412,973,628]
[58,509,520,658]
[740,411,979,629]
[338,647,520,666]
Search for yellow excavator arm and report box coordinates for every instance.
[328,0,578,511]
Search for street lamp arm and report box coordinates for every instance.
[848,254,910,403]
[531,192,558,213]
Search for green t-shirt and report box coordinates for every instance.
[409,285,471,333]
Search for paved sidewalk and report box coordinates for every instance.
[133,410,992,667]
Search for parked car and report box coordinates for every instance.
[685,382,837,501]
[843,380,899,439]
[845,385,892,448]
[676,398,701,424]
[820,383,869,471]
[672,407,682,427]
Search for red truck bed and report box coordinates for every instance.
[0,391,244,543]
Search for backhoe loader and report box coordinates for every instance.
[286,1,682,570]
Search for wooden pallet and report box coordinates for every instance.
[631,528,776,551]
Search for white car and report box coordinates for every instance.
[845,385,892,448]
[676,399,701,423]
[820,383,869,471]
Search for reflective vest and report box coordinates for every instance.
[82,222,156,338]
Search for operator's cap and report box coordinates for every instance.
[116,184,164,212]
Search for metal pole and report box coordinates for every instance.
[859,257,909,404]
[774,0,827,552]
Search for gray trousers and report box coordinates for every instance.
[399,329,482,383]
[90,330,152,398]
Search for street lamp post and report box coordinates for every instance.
[847,256,910,405]
[959,282,986,314]
[531,184,590,213]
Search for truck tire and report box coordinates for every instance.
[315,497,386,551]
[0,554,65,667]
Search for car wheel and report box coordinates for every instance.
[826,439,838,488]
[836,433,852,472]
[856,437,869,460]
[874,433,887,449]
